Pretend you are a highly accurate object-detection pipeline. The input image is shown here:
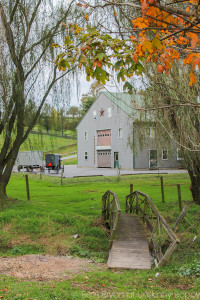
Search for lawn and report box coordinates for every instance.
[0,173,199,299]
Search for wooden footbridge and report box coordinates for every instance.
[102,190,179,269]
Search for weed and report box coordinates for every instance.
[178,260,200,277]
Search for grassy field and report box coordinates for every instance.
[62,157,77,165]
[0,132,77,154]
[0,133,78,165]
[19,134,76,152]
[0,173,199,299]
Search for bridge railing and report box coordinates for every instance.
[102,190,121,246]
[126,190,179,267]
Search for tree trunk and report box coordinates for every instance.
[188,169,200,205]
[0,177,7,210]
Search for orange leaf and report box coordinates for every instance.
[141,0,149,15]
[192,57,200,71]
[77,3,82,7]
[188,32,199,49]
[183,53,194,66]
[85,14,89,21]
[93,60,102,69]
[189,71,197,87]
[132,53,138,63]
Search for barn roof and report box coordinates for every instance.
[102,92,143,117]
[76,91,148,130]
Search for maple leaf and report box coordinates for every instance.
[85,14,89,21]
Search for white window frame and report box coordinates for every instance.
[107,107,112,118]
[85,151,88,160]
[84,131,88,141]
[162,149,168,160]
[177,149,184,160]
[93,110,96,119]
[118,128,122,138]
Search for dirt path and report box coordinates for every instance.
[0,255,103,281]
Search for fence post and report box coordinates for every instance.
[130,184,133,194]
[160,176,165,203]
[61,169,63,185]
[177,184,182,211]
[25,175,30,200]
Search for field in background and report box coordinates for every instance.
[0,173,199,298]
[0,133,78,165]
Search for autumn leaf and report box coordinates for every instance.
[183,53,195,66]
[141,0,149,15]
[93,60,102,68]
[114,10,117,17]
[152,38,162,50]
[85,14,89,21]
[189,71,197,87]
[187,32,199,49]
[192,57,200,71]
[77,3,82,7]
[61,22,67,28]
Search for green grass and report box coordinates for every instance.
[63,157,77,165]
[55,143,77,156]
[0,173,199,299]
[1,132,77,165]
[20,133,76,152]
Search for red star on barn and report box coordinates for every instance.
[100,108,104,116]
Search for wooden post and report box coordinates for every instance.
[177,184,182,211]
[40,167,42,180]
[136,193,139,215]
[25,175,30,200]
[61,169,63,185]
[160,177,165,203]
[130,184,133,194]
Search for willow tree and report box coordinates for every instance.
[0,0,81,202]
[141,62,200,204]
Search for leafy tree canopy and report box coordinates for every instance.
[55,0,200,89]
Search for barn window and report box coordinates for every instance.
[118,128,122,138]
[85,152,88,160]
[177,149,184,160]
[84,131,88,141]
[162,149,168,160]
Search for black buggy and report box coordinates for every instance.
[45,154,64,173]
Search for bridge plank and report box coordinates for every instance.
[107,214,151,269]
